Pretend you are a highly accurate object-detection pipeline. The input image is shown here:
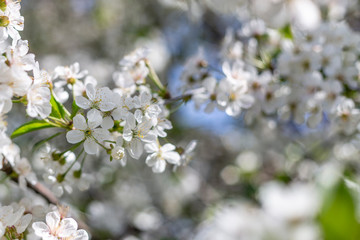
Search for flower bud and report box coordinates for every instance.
[67,77,77,85]
[73,169,82,178]
[0,0,7,12]
[0,16,9,27]
[56,173,65,183]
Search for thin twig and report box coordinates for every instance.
[163,94,192,104]
[1,159,90,232]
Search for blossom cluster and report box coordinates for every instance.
[195,182,321,240]
[182,19,360,135]
[2,0,360,239]
[0,201,31,239]
[0,0,195,238]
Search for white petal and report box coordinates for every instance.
[58,218,78,238]
[73,114,87,130]
[163,151,181,165]
[111,108,123,120]
[46,211,60,231]
[145,153,157,166]
[32,222,50,237]
[87,109,102,129]
[86,83,96,100]
[161,143,176,152]
[128,139,143,159]
[84,138,98,155]
[72,229,89,240]
[134,109,143,123]
[101,116,114,129]
[122,128,133,142]
[144,143,159,153]
[153,159,166,173]
[92,129,110,142]
[125,114,136,129]
[75,96,91,109]
[66,130,84,144]
[16,214,32,234]
[141,132,157,143]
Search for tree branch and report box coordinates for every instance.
[163,94,192,104]
[1,158,90,232]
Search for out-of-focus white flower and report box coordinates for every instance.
[217,78,254,116]
[332,98,360,135]
[259,182,320,221]
[54,62,88,84]
[13,157,37,190]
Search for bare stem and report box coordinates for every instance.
[0,158,91,232]
[163,94,192,104]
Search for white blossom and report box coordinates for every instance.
[144,142,180,173]
[66,113,110,154]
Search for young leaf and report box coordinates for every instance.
[279,24,293,40]
[319,181,360,240]
[11,120,56,139]
[71,99,80,118]
[50,93,70,119]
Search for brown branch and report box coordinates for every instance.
[1,159,90,233]
[2,162,59,205]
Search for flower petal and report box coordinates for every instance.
[128,138,143,159]
[144,143,158,153]
[86,83,96,101]
[58,218,78,238]
[66,130,84,144]
[161,143,176,152]
[84,138,98,155]
[72,229,89,240]
[46,211,60,231]
[73,114,87,130]
[92,129,110,142]
[32,222,50,237]
[163,151,181,165]
[87,109,102,129]
[152,159,166,173]
[101,116,114,129]
[75,96,91,109]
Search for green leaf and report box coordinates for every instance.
[279,24,293,40]
[50,93,70,119]
[71,99,80,118]
[11,120,56,139]
[319,181,360,240]
[32,132,63,152]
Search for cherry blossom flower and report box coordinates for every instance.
[123,114,157,159]
[144,142,180,173]
[32,211,88,240]
[66,112,110,154]
[75,83,115,114]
